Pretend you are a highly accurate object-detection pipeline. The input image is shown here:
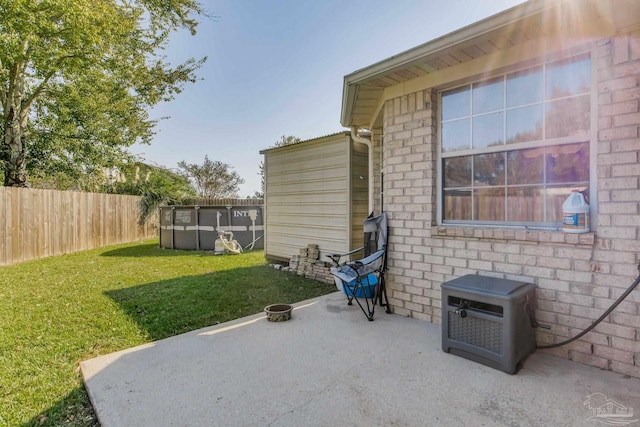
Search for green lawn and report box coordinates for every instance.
[0,240,335,426]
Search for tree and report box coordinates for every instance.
[0,0,207,187]
[178,156,244,199]
[106,161,197,221]
[256,135,301,197]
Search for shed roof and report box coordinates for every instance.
[259,131,350,154]
[340,0,640,129]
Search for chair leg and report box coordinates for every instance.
[341,274,387,320]
[377,274,391,314]
[347,276,376,320]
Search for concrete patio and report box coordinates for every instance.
[81,292,640,427]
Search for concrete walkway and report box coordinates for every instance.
[81,292,640,427]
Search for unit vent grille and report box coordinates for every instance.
[448,312,504,354]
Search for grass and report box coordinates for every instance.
[0,240,335,426]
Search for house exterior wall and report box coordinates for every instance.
[379,32,640,378]
[263,134,369,261]
[371,127,384,213]
[350,141,370,250]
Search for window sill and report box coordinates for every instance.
[434,225,595,246]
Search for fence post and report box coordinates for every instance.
[170,206,175,250]
[195,205,200,251]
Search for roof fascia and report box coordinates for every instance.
[340,0,562,127]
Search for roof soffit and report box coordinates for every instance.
[341,0,629,128]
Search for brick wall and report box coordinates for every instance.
[371,127,383,214]
[379,34,640,378]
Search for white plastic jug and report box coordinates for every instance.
[562,190,590,233]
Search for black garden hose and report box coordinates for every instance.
[537,260,640,349]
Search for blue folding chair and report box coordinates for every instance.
[328,212,390,321]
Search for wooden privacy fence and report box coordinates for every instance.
[0,187,157,266]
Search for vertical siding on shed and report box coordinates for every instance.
[264,134,368,261]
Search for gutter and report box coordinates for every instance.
[351,127,374,215]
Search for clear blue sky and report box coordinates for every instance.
[130,0,526,197]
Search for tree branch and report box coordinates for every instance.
[34,129,100,143]
[20,55,78,120]
[3,61,22,122]
[4,38,29,122]
[0,58,6,110]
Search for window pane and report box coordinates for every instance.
[443,156,472,187]
[546,57,591,99]
[546,185,589,223]
[442,119,470,152]
[507,186,544,222]
[442,86,470,121]
[507,67,543,107]
[472,77,504,114]
[507,148,544,185]
[444,189,471,220]
[474,188,505,221]
[506,105,543,144]
[546,142,590,184]
[472,112,504,149]
[474,153,505,186]
[439,55,591,227]
[545,95,590,139]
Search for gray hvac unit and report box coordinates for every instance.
[441,275,536,374]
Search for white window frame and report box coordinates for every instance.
[436,51,597,230]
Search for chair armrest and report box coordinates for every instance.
[327,246,364,266]
[343,249,385,275]
[357,249,385,266]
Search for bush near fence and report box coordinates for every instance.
[0,187,157,266]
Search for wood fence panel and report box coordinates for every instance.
[53,190,60,255]
[33,189,41,259]
[1,188,7,265]
[24,189,33,262]
[0,188,6,265]
[10,188,22,261]
[67,191,74,252]
[91,193,99,249]
[41,189,49,258]
[66,192,72,251]
[0,187,157,266]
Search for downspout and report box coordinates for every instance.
[351,126,374,215]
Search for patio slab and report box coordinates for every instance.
[81,292,640,427]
